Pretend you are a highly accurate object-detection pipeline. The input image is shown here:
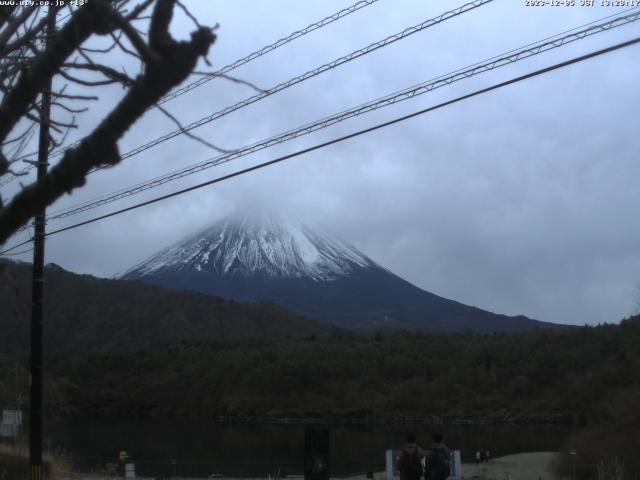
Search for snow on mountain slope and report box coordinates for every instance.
[122,212,376,282]
[120,211,557,332]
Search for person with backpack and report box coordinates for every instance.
[425,433,451,480]
[396,433,424,480]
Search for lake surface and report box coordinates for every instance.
[45,418,572,478]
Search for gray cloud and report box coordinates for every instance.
[4,0,639,325]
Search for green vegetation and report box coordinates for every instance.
[0,444,71,479]
[0,260,334,353]
[555,428,640,480]
[554,382,640,479]
[1,316,638,479]
[1,316,638,423]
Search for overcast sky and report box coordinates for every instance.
[3,0,640,326]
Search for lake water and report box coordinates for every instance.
[45,418,572,478]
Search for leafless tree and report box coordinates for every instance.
[0,0,216,245]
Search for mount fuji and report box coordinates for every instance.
[120,212,556,332]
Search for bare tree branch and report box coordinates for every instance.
[106,4,160,64]
[71,50,134,86]
[0,5,38,51]
[192,71,267,94]
[52,92,99,101]
[176,0,202,29]
[109,30,142,60]
[1,8,53,57]
[78,41,118,54]
[0,0,216,244]
[51,101,89,114]
[156,102,230,154]
[0,1,114,144]
[0,6,18,30]
[124,0,156,22]
[59,68,122,87]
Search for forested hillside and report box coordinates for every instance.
[0,260,334,352]
[1,316,637,422]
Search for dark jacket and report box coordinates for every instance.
[397,442,424,480]
[425,442,451,480]
[430,442,450,457]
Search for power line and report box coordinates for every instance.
[32,0,492,181]
[99,0,494,164]
[47,0,382,160]
[0,245,33,256]
[156,0,380,106]
[5,7,638,250]
[41,9,640,224]
[4,7,638,245]
[3,33,639,252]
[2,0,495,191]
[0,0,381,184]
[40,35,640,240]
[0,239,33,256]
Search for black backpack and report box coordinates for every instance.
[400,449,423,480]
[426,448,450,480]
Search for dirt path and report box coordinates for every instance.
[50,452,567,480]
[460,452,566,480]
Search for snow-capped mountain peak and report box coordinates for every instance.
[120,210,553,333]
[121,211,375,282]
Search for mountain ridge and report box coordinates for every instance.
[122,212,376,281]
[121,212,562,332]
[0,259,334,353]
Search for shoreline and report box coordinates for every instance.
[201,413,580,426]
[460,452,565,480]
[46,411,583,426]
[47,452,566,480]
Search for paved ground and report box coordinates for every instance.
[50,452,566,480]
[460,452,566,480]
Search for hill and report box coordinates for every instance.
[0,260,334,353]
[1,315,637,421]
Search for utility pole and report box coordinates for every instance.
[30,9,55,480]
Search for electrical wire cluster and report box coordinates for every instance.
[1,2,639,256]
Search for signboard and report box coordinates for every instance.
[0,410,22,438]
[2,410,22,426]
[125,463,136,479]
[0,422,17,438]
[385,449,401,480]
[449,450,461,479]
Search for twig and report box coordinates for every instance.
[109,30,142,60]
[176,0,201,29]
[51,101,89,114]
[124,0,155,21]
[155,102,231,154]
[63,62,134,86]
[106,2,160,63]
[59,69,120,87]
